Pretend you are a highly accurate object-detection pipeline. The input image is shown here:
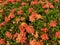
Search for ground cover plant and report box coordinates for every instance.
[0,0,60,45]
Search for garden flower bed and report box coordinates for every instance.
[0,0,60,45]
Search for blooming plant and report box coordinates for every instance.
[0,0,60,45]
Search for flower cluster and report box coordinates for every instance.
[0,0,60,45]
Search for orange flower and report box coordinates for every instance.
[16,32,26,43]
[20,17,25,21]
[17,9,22,15]
[19,23,34,34]
[41,27,48,33]
[41,34,49,40]
[29,39,43,45]
[8,13,15,19]
[29,12,36,22]
[4,17,10,23]
[5,31,13,39]
[36,14,43,19]
[55,32,60,38]
[14,18,20,24]
[39,40,43,45]
[29,39,36,45]
[34,31,39,38]
[29,12,43,22]
[0,38,5,44]
[29,15,36,22]
[49,20,57,27]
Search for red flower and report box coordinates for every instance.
[41,34,49,40]
[25,25,34,34]
[32,12,37,15]
[5,0,15,4]
[55,32,60,38]
[0,38,5,44]
[44,9,49,13]
[28,8,34,13]
[42,5,49,8]
[36,41,43,45]
[48,3,54,8]
[13,33,18,39]
[17,9,22,15]
[21,2,27,6]
[5,31,13,39]
[19,24,26,32]
[9,0,15,4]
[31,1,37,5]
[42,2,54,9]
[0,0,2,3]
[19,23,27,32]
[41,27,48,33]
[49,20,57,27]
[11,8,16,13]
